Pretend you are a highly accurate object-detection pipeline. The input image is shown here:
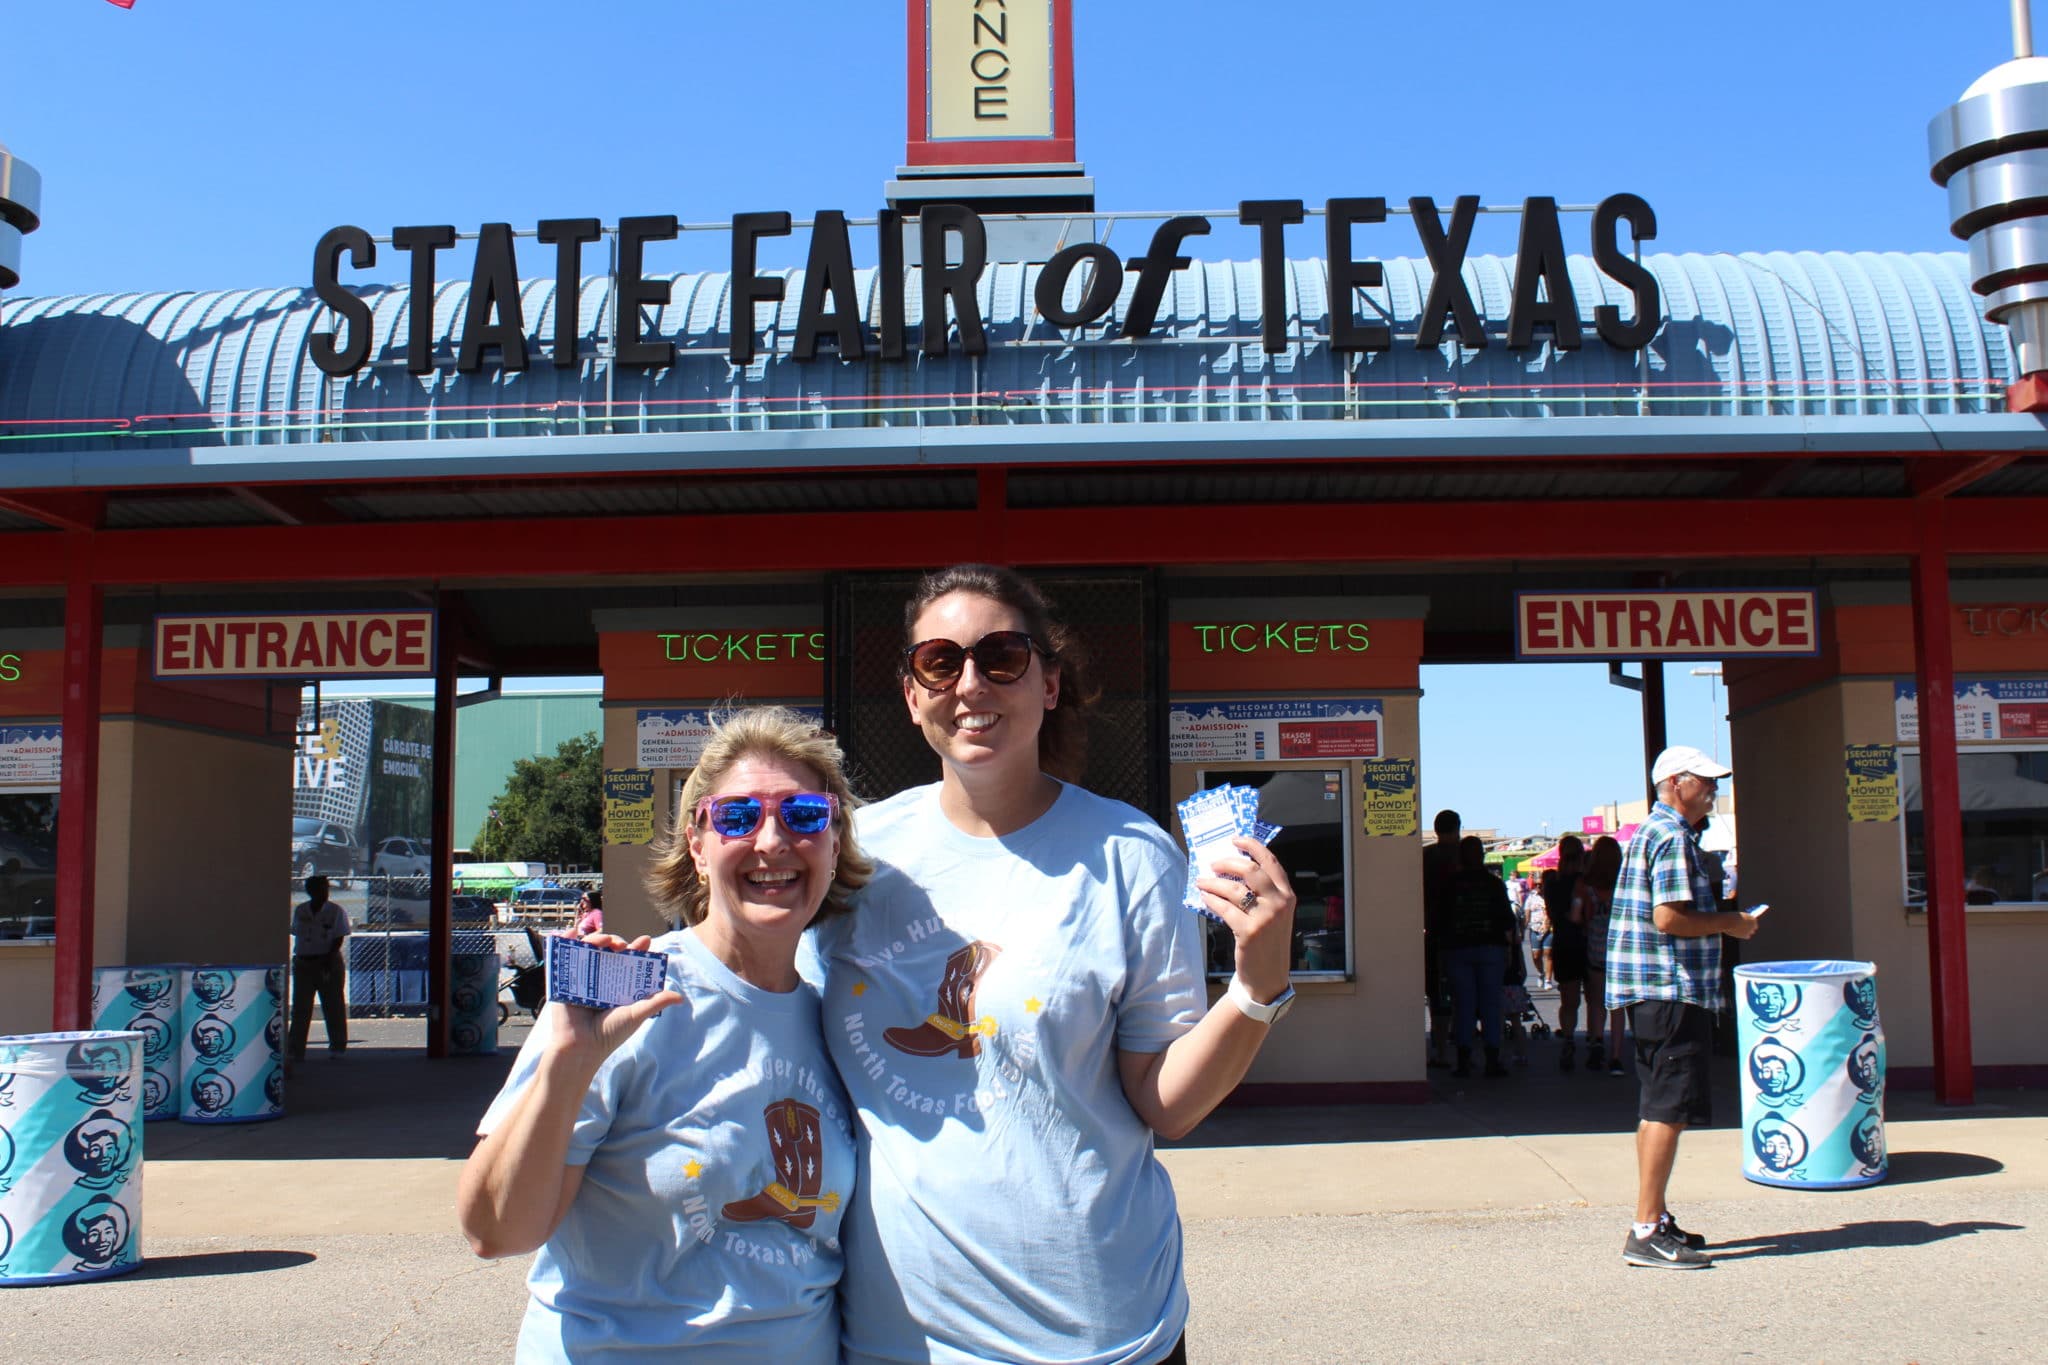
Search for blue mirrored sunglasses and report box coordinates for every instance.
[695,791,838,840]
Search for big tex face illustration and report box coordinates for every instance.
[1845,976,1878,1026]
[68,1041,130,1103]
[190,970,234,1007]
[1747,1041,1804,1102]
[126,973,175,1008]
[1848,1036,1882,1096]
[61,1195,131,1269]
[190,1069,235,1117]
[63,1110,133,1186]
[1747,980,1798,1025]
[1752,1117,1808,1173]
[190,1015,236,1061]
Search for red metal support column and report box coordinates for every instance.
[1909,497,1974,1105]
[425,605,457,1058]
[51,568,103,1030]
[1640,662,1667,798]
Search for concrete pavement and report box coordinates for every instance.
[5,1016,2044,1361]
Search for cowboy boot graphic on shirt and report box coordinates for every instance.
[885,940,1002,1059]
[721,1098,841,1229]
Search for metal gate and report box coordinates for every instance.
[828,570,1165,819]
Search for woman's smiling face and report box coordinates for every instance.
[902,590,1059,781]
[687,753,840,944]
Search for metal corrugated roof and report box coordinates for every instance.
[0,252,2013,459]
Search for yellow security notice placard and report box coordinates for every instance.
[1360,758,1419,837]
[1844,744,1899,823]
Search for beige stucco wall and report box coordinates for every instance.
[0,718,290,1037]
[1169,692,1423,1089]
[1734,674,2048,1069]
[601,706,677,943]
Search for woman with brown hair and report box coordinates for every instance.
[459,707,870,1363]
[812,563,1297,1365]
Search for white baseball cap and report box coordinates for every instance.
[1650,745,1732,786]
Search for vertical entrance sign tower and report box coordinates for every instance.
[888,0,1091,262]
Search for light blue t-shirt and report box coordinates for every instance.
[812,781,1205,1365]
[479,928,855,1364]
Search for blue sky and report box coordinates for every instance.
[2,1,2016,834]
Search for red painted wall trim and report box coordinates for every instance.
[10,498,2039,590]
[51,575,100,1031]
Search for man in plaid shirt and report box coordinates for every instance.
[1607,745,1760,1269]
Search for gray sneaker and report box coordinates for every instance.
[1623,1227,1711,1269]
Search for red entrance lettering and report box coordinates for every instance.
[1777,596,1811,648]
[361,619,393,667]
[256,622,288,669]
[1560,600,1595,650]
[1701,598,1736,648]
[225,622,258,669]
[395,617,429,668]
[290,621,324,670]
[323,619,358,669]
[1666,599,1701,648]
[161,624,192,671]
[1628,600,1662,649]
[194,623,226,671]
[1739,598,1772,646]
[1525,601,1558,649]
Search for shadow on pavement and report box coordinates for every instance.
[1880,1149,2006,1183]
[127,1250,318,1280]
[1709,1218,2025,1259]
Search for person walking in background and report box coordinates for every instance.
[1546,835,1589,1069]
[1523,882,1551,989]
[1578,834,1626,1074]
[1442,836,1516,1079]
[569,888,604,939]
[1422,809,1461,1069]
[1607,745,1760,1269]
[288,874,351,1060]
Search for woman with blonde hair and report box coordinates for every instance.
[459,706,869,1363]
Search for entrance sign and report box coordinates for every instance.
[1169,700,1382,764]
[925,0,1055,142]
[154,611,436,679]
[1516,591,1818,660]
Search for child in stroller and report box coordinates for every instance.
[497,927,550,1023]
[1500,941,1549,1065]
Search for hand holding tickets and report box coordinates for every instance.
[546,934,669,1011]
[1746,903,1770,919]
[1175,783,1283,924]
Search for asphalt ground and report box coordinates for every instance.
[5,996,2044,1363]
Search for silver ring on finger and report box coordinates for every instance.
[1238,887,1259,912]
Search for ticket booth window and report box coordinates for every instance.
[0,790,57,941]
[1899,747,2048,906]
[1193,767,1351,981]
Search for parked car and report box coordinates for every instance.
[452,893,497,926]
[291,817,360,884]
[508,886,583,917]
[369,835,432,879]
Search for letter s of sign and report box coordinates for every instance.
[309,226,376,376]
[0,651,18,682]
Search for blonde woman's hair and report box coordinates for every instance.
[645,705,871,928]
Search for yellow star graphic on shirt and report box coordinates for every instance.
[851,982,867,997]
[1025,996,1043,1014]
[683,1159,702,1179]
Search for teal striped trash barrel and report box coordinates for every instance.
[0,1030,146,1285]
[92,966,182,1122]
[179,965,286,1124]
[1735,960,1886,1189]
[450,952,501,1056]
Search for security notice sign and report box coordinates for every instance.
[1844,744,1900,823]
[155,610,437,678]
[1516,591,1818,660]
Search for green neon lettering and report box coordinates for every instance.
[0,652,18,682]
[692,635,719,663]
[1293,625,1316,653]
[1263,622,1289,650]
[1193,625,1220,653]
[1347,623,1371,651]
[724,634,753,662]
[1228,624,1256,653]
[658,633,685,661]
[756,633,778,662]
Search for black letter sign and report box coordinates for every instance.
[457,222,527,373]
[310,226,374,376]
[730,211,793,366]
[1411,196,1485,350]
[615,215,678,370]
[1121,216,1209,340]
[793,209,866,361]
[1591,193,1661,349]
[536,218,601,370]
[391,225,456,374]
[1325,198,1389,353]
[1506,197,1580,350]
[919,205,988,358]
[1035,242,1122,330]
[1239,200,1304,354]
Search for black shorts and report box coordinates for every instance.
[1628,1000,1715,1127]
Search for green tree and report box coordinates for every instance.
[475,731,604,868]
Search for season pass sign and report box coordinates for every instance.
[1517,591,1817,660]
[154,611,437,678]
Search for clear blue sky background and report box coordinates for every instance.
[2,0,2016,834]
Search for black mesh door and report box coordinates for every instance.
[829,570,1161,817]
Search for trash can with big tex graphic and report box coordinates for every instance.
[1735,960,1886,1189]
[92,966,183,1122]
[0,1031,147,1285]
[178,965,287,1124]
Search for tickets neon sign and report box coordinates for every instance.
[1190,623,1371,656]
[657,632,825,665]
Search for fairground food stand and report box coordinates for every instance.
[1,2,2044,1105]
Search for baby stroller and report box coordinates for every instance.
[498,926,550,1024]
[1500,948,1549,1065]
